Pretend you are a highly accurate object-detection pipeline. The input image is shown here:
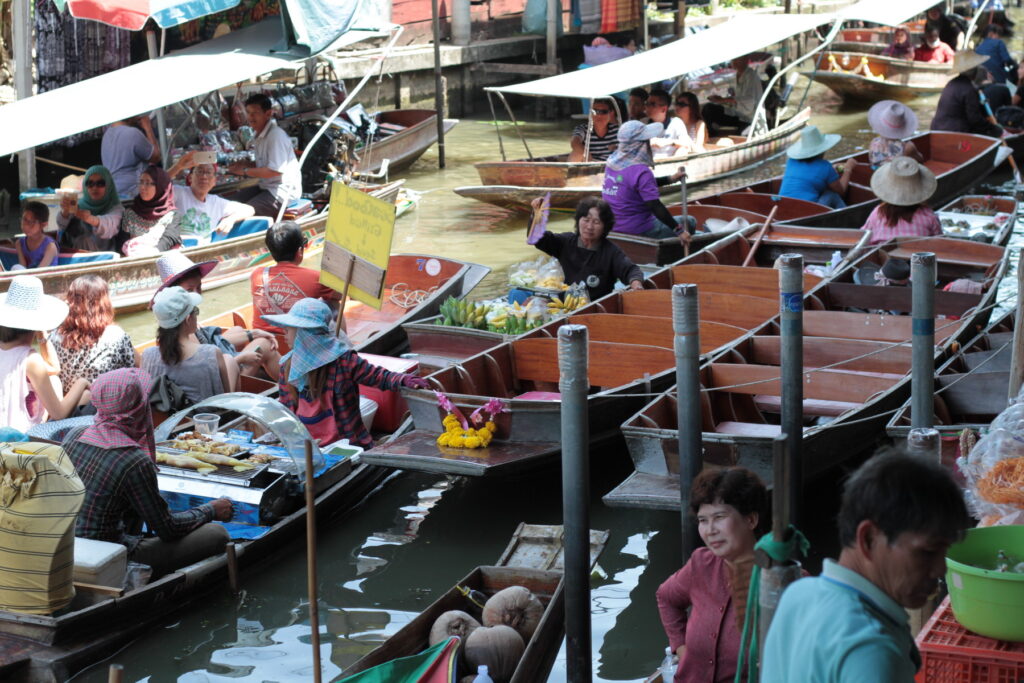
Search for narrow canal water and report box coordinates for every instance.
[87,74,1022,682]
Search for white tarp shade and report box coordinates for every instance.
[837,0,937,27]
[489,13,834,100]
[0,20,385,157]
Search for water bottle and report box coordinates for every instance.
[659,646,678,681]
[473,664,494,683]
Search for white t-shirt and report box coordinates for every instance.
[252,119,302,202]
[173,185,244,239]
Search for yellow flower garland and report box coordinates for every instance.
[436,414,496,449]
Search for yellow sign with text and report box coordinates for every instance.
[320,181,396,310]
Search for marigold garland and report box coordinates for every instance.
[436,415,497,449]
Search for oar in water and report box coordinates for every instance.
[740,205,779,267]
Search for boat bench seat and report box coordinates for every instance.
[753,394,861,417]
[715,421,782,437]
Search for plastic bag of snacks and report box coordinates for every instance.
[958,401,1024,526]
[508,256,567,290]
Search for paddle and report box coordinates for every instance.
[741,205,779,267]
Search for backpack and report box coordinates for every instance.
[149,374,191,414]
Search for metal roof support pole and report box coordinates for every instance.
[1009,249,1024,400]
[485,91,508,161]
[778,253,803,527]
[12,0,35,191]
[496,91,534,160]
[146,31,170,166]
[431,0,447,168]
[558,324,592,683]
[911,252,936,430]
[673,283,702,561]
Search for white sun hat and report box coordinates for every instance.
[0,276,69,332]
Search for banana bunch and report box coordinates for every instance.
[547,293,587,315]
[536,276,568,291]
[438,297,489,330]
[488,302,543,335]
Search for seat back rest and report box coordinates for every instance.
[803,310,955,344]
[568,314,746,354]
[670,264,822,299]
[512,338,676,388]
[748,335,913,374]
[708,363,896,402]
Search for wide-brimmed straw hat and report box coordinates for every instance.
[952,51,989,74]
[868,100,918,139]
[618,120,664,143]
[261,298,331,330]
[870,156,937,206]
[787,126,841,160]
[152,251,217,300]
[0,276,69,331]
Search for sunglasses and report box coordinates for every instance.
[591,109,611,115]
[645,101,665,108]
[85,179,107,188]
[675,101,690,108]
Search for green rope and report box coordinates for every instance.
[734,526,810,683]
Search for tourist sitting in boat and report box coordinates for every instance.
[652,92,707,159]
[975,24,1014,84]
[779,126,858,210]
[913,27,955,64]
[0,276,90,431]
[16,201,57,270]
[101,115,160,199]
[867,101,923,168]
[569,98,619,162]
[628,88,648,121]
[155,252,281,380]
[931,52,1003,137]
[657,467,780,683]
[251,220,340,344]
[602,121,691,242]
[529,196,644,300]
[119,165,182,256]
[262,298,430,449]
[62,368,233,579]
[927,5,964,51]
[702,55,762,136]
[57,165,123,252]
[167,150,255,243]
[49,275,136,390]
[641,89,673,129]
[142,287,239,404]
[227,94,302,218]
[860,157,941,245]
[881,26,915,60]
[762,451,969,682]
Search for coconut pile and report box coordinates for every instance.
[429,586,544,682]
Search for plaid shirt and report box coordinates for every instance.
[63,426,214,551]
[279,350,407,448]
[862,205,942,245]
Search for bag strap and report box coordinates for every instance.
[261,267,288,315]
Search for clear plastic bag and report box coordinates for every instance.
[958,421,1024,526]
[508,256,565,290]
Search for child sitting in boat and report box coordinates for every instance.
[262,298,429,449]
[778,126,858,209]
[859,156,942,245]
[867,101,924,169]
[16,202,57,270]
[881,26,915,61]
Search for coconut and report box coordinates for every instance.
[481,586,544,641]
[429,610,481,646]
[464,624,525,682]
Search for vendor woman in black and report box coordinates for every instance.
[529,196,644,300]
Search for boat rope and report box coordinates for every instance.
[389,283,438,309]
[735,527,810,683]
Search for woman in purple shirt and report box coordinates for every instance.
[656,467,768,683]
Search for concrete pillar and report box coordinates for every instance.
[12,0,36,191]
[451,0,471,45]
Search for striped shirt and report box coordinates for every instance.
[63,425,214,551]
[861,205,942,245]
[572,122,619,161]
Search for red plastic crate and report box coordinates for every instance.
[915,597,1024,682]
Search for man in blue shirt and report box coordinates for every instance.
[761,452,970,683]
[976,24,1014,85]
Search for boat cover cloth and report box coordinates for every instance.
[0,20,385,158]
[489,13,834,99]
[338,636,461,683]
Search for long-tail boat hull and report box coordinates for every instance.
[354,109,459,175]
[807,51,954,101]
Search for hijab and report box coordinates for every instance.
[78,165,121,216]
[133,165,175,221]
[79,368,156,460]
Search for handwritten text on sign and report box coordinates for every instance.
[320,182,396,310]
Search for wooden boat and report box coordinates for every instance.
[831,22,926,54]
[807,51,955,102]
[340,523,609,682]
[605,237,1009,510]
[353,109,459,175]
[934,195,1018,247]
[0,417,405,681]
[452,109,812,213]
[167,253,490,359]
[886,311,1014,477]
[729,131,1003,229]
[0,179,406,313]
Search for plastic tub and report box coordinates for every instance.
[946,526,1024,641]
[193,413,220,436]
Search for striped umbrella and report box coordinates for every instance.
[50,0,242,31]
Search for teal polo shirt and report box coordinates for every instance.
[761,559,921,683]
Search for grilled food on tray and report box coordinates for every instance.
[169,438,243,456]
[156,452,216,474]
[186,451,255,472]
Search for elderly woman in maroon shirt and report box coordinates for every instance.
[656,467,767,682]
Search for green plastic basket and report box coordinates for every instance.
[946,526,1024,642]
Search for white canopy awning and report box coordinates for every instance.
[836,0,936,27]
[0,20,388,157]
[488,13,835,100]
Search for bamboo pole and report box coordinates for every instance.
[304,440,322,683]
[431,0,447,168]
[740,206,778,267]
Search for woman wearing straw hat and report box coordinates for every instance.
[860,156,942,245]
[778,126,859,209]
[867,101,924,169]
[0,276,91,431]
[931,51,1003,138]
